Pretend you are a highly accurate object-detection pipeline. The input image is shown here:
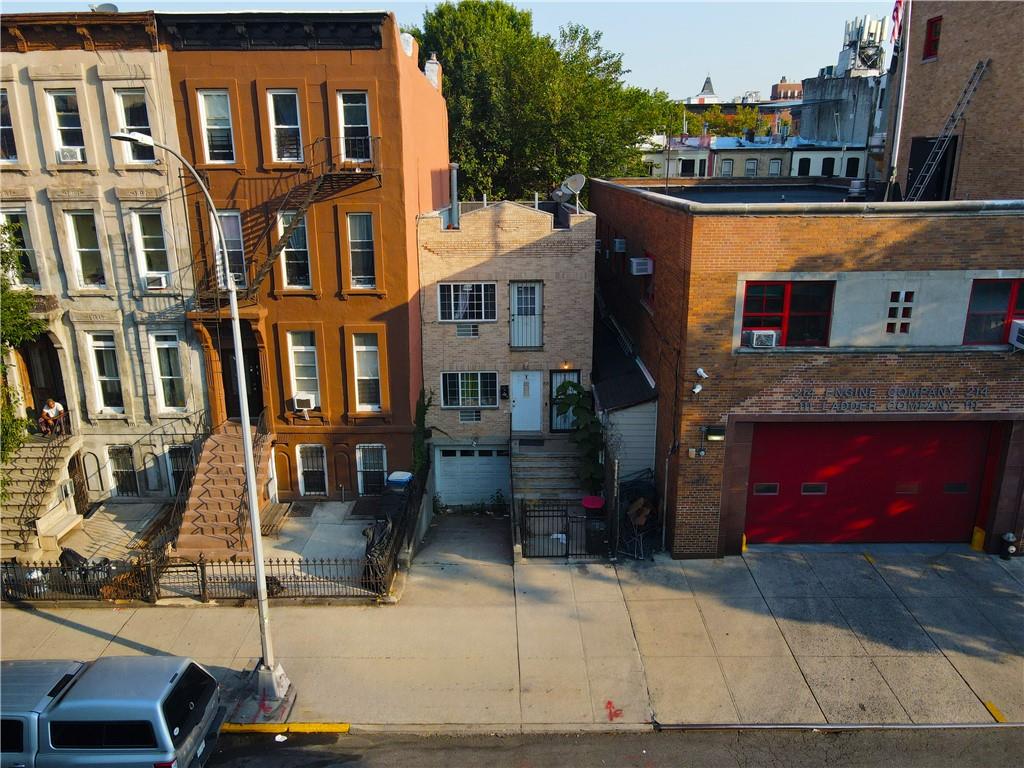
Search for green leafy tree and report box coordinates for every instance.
[409,0,673,198]
[1,223,46,477]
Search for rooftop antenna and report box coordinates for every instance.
[563,174,586,213]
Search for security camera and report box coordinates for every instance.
[691,383,703,395]
[696,368,709,379]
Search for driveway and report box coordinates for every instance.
[621,544,1023,725]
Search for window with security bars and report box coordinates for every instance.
[298,444,327,496]
[347,213,375,289]
[269,90,302,162]
[356,444,387,495]
[510,282,542,347]
[550,369,581,432]
[1,89,17,161]
[199,90,234,162]
[167,445,195,495]
[339,91,370,161]
[441,372,498,408]
[353,333,381,411]
[108,445,139,497]
[280,211,311,288]
[439,283,497,321]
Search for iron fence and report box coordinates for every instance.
[520,500,590,558]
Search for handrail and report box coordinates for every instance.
[508,410,517,544]
[235,408,270,548]
[16,413,73,548]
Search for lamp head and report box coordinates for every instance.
[110,131,156,147]
[696,367,709,379]
[691,383,703,395]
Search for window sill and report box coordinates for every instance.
[346,411,391,422]
[339,289,387,299]
[440,405,500,410]
[262,160,308,171]
[509,345,544,351]
[439,319,498,324]
[0,164,31,175]
[114,162,165,174]
[90,412,128,421]
[273,288,321,299]
[734,344,1012,354]
[69,288,116,298]
[921,56,938,64]
[46,164,100,175]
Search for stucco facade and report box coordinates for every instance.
[1,13,207,508]
[160,11,450,500]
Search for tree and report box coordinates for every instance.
[1,223,46,475]
[409,0,674,199]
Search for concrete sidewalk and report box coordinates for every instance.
[1,518,1021,731]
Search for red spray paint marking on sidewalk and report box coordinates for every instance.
[605,700,623,721]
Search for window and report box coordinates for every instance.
[964,279,1024,344]
[441,372,498,408]
[0,210,38,283]
[90,332,124,411]
[161,663,216,749]
[268,89,302,162]
[0,89,16,161]
[298,444,327,496]
[198,89,235,162]
[216,211,246,287]
[68,211,105,287]
[845,157,860,178]
[356,444,386,495]
[339,91,370,161]
[744,159,758,177]
[801,482,828,495]
[550,369,581,432]
[720,159,733,177]
[288,331,320,406]
[1,718,23,753]
[752,483,779,495]
[167,445,195,494]
[279,211,311,288]
[108,445,139,497]
[48,90,84,150]
[741,281,835,347]
[510,281,543,347]
[821,157,836,177]
[797,157,811,176]
[679,158,695,177]
[768,158,782,177]
[347,213,375,289]
[923,16,942,59]
[885,290,914,335]
[51,721,156,749]
[152,332,186,410]
[116,89,154,161]
[134,210,169,282]
[353,332,381,411]
[438,283,497,322]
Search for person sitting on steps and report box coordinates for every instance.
[38,398,65,436]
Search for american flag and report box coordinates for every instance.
[891,0,905,43]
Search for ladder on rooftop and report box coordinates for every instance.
[905,59,990,202]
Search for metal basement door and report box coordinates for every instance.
[435,447,511,506]
[745,421,992,544]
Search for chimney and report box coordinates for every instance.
[449,163,460,229]
[424,52,442,91]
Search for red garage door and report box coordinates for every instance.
[745,421,992,544]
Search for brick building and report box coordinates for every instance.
[417,199,595,507]
[591,178,1023,558]
[889,1,1024,200]
[157,11,449,556]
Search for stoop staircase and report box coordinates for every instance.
[1,431,83,561]
[173,421,272,561]
[511,435,587,501]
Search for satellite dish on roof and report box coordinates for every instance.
[90,3,119,12]
[564,174,586,194]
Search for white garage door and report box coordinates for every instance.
[435,446,511,506]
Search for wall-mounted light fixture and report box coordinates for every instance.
[691,383,703,395]
[560,360,572,370]
[703,425,726,442]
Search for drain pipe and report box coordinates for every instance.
[449,162,460,229]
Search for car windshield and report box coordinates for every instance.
[161,664,216,748]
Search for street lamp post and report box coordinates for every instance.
[112,131,292,718]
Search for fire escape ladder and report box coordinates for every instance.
[244,176,326,299]
[905,59,989,202]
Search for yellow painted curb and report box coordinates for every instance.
[984,701,1007,723]
[221,723,350,734]
[863,553,875,565]
[970,527,986,552]
[741,534,748,553]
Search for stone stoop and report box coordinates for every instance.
[1,434,83,560]
[173,422,272,562]
[511,435,587,502]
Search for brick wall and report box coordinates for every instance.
[892,1,1024,200]
[418,202,596,442]
[592,180,1024,557]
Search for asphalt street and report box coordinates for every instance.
[209,727,1022,767]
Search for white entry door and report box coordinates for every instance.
[510,370,542,432]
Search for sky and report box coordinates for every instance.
[2,0,894,99]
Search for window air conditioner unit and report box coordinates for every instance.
[594,238,602,255]
[57,146,85,163]
[630,257,653,276]
[230,272,246,288]
[145,274,168,290]
[613,238,627,253]
[742,330,778,348]
[1010,319,1024,351]
[293,395,315,412]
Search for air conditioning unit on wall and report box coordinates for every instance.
[741,330,778,348]
[145,274,168,290]
[629,257,654,276]
[1010,319,1024,351]
[57,146,85,163]
[293,395,315,416]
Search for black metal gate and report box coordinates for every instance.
[521,500,588,558]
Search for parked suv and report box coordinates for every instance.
[1,656,226,768]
